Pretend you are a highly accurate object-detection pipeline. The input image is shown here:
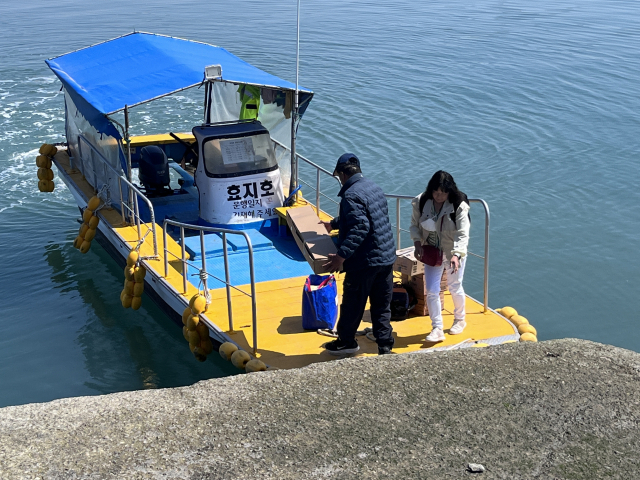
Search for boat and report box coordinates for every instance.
[38,31,534,371]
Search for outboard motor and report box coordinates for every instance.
[139,145,170,195]
[192,121,284,226]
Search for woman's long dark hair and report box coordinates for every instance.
[420,170,466,212]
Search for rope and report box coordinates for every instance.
[133,228,152,253]
[93,184,112,211]
[191,270,212,305]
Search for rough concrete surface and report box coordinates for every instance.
[1,338,639,479]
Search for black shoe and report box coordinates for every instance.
[325,339,360,355]
[378,345,392,355]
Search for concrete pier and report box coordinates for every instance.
[1,338,639,479]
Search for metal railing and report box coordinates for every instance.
[272,138,342,215]
[162,219,259,355]
[275,143,491,312]
[384,194,490,311]
[77,135,159,257]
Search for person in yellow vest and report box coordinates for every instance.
[238,84,260,120]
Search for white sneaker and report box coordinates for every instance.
[425,328,445,343]
[449,319,467,335]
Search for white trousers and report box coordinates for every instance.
[424,254,466,329]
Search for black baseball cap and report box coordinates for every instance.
[333,153,360,176]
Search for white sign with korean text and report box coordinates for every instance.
[220,137,255,165]
[198,168,284,225]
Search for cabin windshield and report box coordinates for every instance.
[202,132,277,178]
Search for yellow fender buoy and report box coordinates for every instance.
[124,266,135,281]
[87,196,101,211]
[510,315,529,328]
[84,228,96,242]
[45,144,57,157]
[190,294,207,314]
[121,294,133,309]
[518,324,537,336]
[219,342,238,361]
[182,326,190,341]
[231,349,252,370]
[200,338,214,355]
[36,155,52,169]
[245,359,267,372]
[133,266,146,282]
[131,296,142,310]
[195,322,209,340]
[182,307,191,326]
[37,168,54,181]
[126,250,139,267]
[38,179,54,192]
[188,330,201,347]
[82,208,94,224]
[186,315,200,330]
[88,216,100,229]
[73,235,84,249]
[520,332,537,342]
[79,223,89,237]
[133,282,144,297]
[123,281,134,296]
[79,240,91,254]
[500,306,518,319]
[39,144,56,156]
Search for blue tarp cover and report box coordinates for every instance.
[46,32,312,115]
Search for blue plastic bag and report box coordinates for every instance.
[302,274,338,330]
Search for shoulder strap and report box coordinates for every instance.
[419,192,428,215]
[450,192,470,226]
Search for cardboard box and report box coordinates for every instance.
[393,246,423,277]
[405,271,447,317]
[286,205,338,274]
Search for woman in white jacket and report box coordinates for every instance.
[409,171,470,342]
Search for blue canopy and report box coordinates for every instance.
[46,32,313,115]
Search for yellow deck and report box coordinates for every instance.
[53,147,517,371]
[197,275,516,369]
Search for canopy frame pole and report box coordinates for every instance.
[124,105,135,225]
[289,0,301,200]
[203,82,208,124]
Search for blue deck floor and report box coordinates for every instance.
[183,229,313,289]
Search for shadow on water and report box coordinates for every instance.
[42,234,237,397]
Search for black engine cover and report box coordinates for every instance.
[138,145,170,189]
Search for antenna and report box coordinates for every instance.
[289,0,302,199]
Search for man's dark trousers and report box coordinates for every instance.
[337,264,394,348]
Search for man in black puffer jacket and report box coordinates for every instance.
[321,153,397,355]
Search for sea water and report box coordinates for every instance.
[0,0,638,407]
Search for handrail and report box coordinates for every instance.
[162,219,259,356]
[381,194,490,312]
[271,137,342,215]
[382,193,414,249]
[271,145,491,312]
[469,199,490,312]
[77,135,159,257]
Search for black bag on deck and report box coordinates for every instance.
[390,284,416,321]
